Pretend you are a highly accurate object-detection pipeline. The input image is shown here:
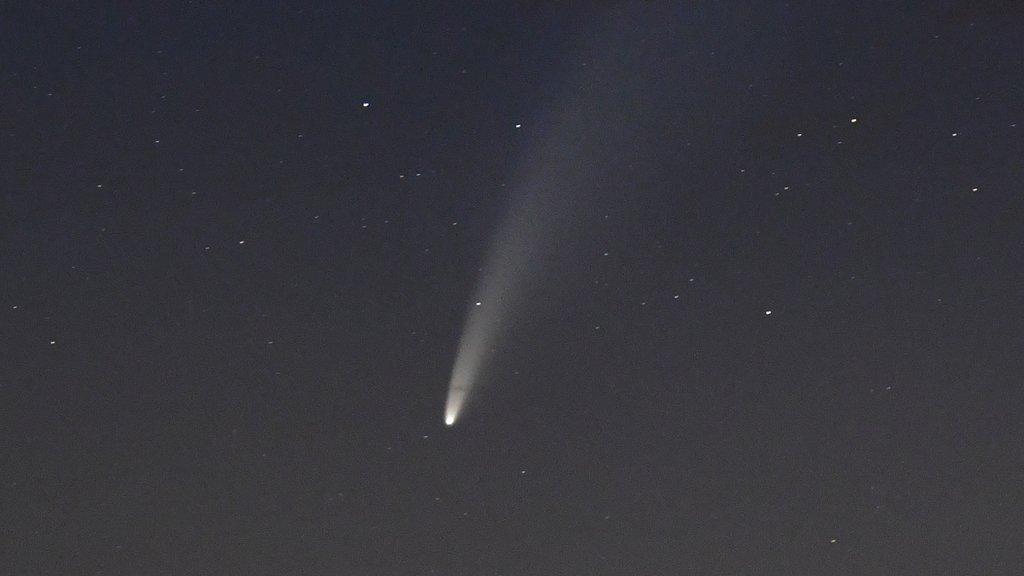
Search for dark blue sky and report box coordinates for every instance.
[3,2,1023,574]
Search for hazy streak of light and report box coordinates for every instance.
[444,7,663,426]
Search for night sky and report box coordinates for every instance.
[4,2,1024,574]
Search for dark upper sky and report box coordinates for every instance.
[3,2,1023,574]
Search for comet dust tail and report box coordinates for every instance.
[442,9,652,426]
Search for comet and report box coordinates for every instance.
[442,8,657,427]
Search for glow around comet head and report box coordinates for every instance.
[444,368,470,426]
[443,300,495,427]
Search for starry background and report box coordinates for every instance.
[3,2,1024,574]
